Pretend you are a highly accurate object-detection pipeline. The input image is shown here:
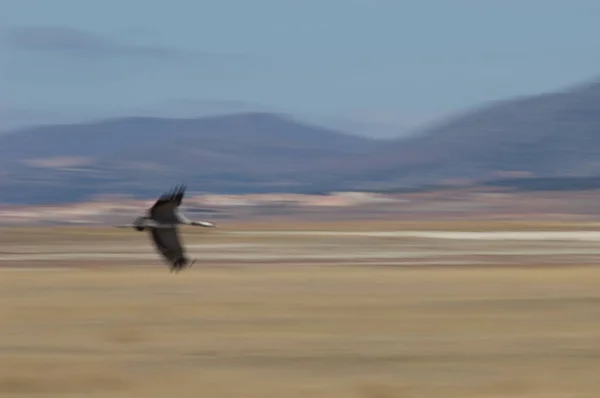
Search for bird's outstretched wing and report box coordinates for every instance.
[149,184,186,224]
[149,227,188,269]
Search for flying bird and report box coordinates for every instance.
[116,185,216,272]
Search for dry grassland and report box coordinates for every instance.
[1,220,600,397]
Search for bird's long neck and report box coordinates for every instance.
[174,209,193,225]
[175,209,214,227]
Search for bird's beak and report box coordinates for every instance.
[196,222,216,227]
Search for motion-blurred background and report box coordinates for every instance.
[3,2,600,397]
[3,1,600,222]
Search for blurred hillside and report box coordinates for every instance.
[320,78,600,190]
[0,112,381,203]
[4,77,600,204]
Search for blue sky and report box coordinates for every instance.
[2,0,600,136]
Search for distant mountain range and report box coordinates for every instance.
[340,78,600,186]
[4,76,600,204]
[304,77,600,191]
[0,112,383,203]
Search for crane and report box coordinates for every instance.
[115,185,216,272]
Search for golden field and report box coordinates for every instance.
[1,220,600,397]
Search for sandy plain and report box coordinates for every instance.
[1,220,600,397]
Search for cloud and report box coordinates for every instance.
[1,25,186,60]
[0,25,249,87]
